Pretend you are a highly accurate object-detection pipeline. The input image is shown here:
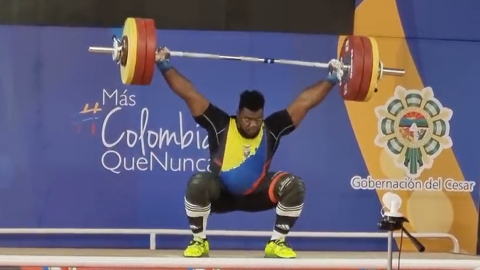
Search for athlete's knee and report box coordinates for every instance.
[275,173,305,206]
[186,172,219,205]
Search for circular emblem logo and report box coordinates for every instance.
[374,86,453,178]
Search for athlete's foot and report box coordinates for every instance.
[264,238,297,258]
[183,236,210,257]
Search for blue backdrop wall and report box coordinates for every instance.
[0,0,479,254]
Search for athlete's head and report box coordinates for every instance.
[236,90,265,138]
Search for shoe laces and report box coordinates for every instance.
[272,238,291,249]
[189,237,205,247]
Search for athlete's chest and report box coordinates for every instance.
[225,122,265,156]
[240,144,256,159]
[220,119,267,170]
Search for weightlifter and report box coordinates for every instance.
[155,46,344,258]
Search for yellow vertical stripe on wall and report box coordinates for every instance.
[339,0,478,254]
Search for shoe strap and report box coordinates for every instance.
[189,237,205,246]
[273,239,291,248]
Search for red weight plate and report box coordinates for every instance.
[338,36,364,101]
[142,18,157,85]
[355,36,374,101]
[131,18,147,85]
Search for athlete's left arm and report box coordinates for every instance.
[286,59,343,127]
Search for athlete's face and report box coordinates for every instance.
[237,108,263,138]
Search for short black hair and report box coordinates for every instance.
[238,90,265,111]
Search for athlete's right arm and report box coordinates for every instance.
[155,47,209,117]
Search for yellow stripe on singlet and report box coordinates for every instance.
[222,118,264,172]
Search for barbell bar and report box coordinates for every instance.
[88,46,405,77]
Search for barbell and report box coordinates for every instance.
[88,17,405,102]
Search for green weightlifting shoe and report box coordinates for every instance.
[264,238,297,258]
[183,236,210,257]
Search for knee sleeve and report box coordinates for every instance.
[275,174,306,207]
[185,172,220,206]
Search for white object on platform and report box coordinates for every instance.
[382,192,403,217]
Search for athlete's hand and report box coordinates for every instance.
[155,46,171,62]
[326,59,344,84]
